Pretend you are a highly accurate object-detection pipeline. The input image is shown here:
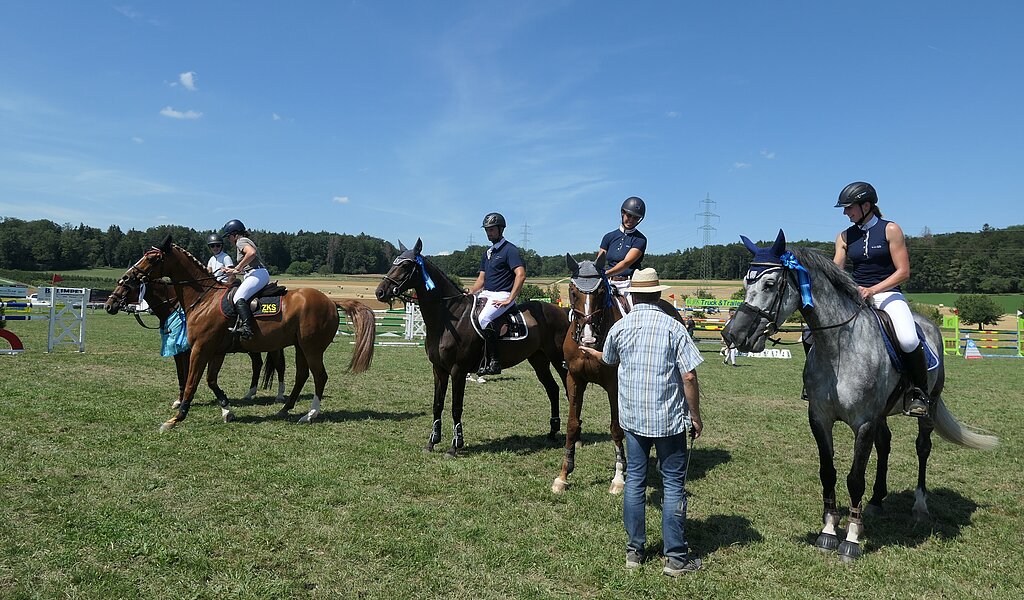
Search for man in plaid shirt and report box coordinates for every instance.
[581,267,704,576]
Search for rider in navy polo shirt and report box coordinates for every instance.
[467,212,525,375]
[597,197,648,311]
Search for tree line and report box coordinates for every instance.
[1,217,1022,293]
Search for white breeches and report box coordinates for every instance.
[611,279,632,313]
[478,290,512,329]
[872,291,918,353]
[233,268,270,303]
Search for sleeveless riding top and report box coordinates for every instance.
[844,217,899,291]
[234,236,266,273]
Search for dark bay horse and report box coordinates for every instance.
[553,254,688,494]
[115,236,375,431]
[374,239,569,456]
[105,279,287,409]
[722,230,998,562]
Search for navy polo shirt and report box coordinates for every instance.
[845,218,899,291]
[480,239,524,292]
[600,228,647,276]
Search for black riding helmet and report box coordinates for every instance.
[207,233,224,246]
[835,182,877,208]
[481,212,506,228]
[221,219,246,236]
[621,196,646,224]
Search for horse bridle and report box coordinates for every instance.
[111,247,220,315]
[568,279,614,347]
[381,257,420,304]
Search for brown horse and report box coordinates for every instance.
[374,238,569,456]
[105,279,287,409]
[114,236,375,431]
[553,254,686,494]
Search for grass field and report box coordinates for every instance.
[1,314,1021,599]
[907,293,1024,315]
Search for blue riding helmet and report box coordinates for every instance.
[482,213,506,228]
[221,219,246,236]
[621,196,646,224]
[835,182,877,208]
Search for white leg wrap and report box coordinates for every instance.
[299,395,321,423]
[243,385,257,401]
[822,511,840,536]
[913,487,929,519]
[277,381,286,400]
[845,519,863,544]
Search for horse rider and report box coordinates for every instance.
[833,182,930,418]
[220,219,269,340]
[205,232,235,284]
[596,196,648,312]
[466,212,525,376]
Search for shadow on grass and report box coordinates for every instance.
[461,430,582,456]
[793,487,981,553]
[230,400,425,425]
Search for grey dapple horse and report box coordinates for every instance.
[722,230,998,562]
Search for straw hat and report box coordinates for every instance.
[630,268,670,293]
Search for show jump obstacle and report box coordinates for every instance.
[941,314,1023,358]
[0,285,89,354]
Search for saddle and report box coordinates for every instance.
[872,308,940,412]
[471,296,528,341]
[220,281,288,321]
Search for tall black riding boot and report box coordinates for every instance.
[231,299,256,340]
[478,326,501,376]
[904,343,931,418]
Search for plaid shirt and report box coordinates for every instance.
[602,303,703,437]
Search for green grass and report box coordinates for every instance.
[1,315,1021,599]
[908,293,1024,314]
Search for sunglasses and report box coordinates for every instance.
[208,244,223,248]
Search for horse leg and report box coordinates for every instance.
[865,419,892,516]
[553,373,586,493]
[172,350,189,408]
[839,420,876,563]
[275,350,287,403]
[809,414,840,552]
[424,364,449,453]
[527,352,561,441]
[278,348,308,418]
[446,372,467,457]
[161,345,211,432]
[242,352,263,402]
[296,348,328,424]
[607,380,625,495]
[205,353,234,422]
[913,410,935,522]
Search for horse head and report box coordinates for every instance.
[376,238,423,303]
[565,253,611,348]
[105,235,173,315]
[723,229,803,353]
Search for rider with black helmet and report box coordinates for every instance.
[833,182,931,418]
[205,232,235,284]
[220,219,269,340]
[466,212,526,375]
[597,196,649,310]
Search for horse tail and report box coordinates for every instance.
[261,350,281,389]
[932,396,999,450]
[335,300,376,373]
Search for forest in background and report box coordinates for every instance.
[1,216,1022,294]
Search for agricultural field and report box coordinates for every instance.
[1,312,1020,599]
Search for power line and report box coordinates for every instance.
[695,194,719,281]
[520,221,531,249]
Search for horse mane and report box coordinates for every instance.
[789,246,865,306]
[170,243,224,283]
[422,255,465,293]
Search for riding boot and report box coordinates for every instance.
[230,299,256,340]
[904,343,931,418]
[478,326,501,375]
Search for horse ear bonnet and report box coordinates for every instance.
[571,260,604,293]
[741,230,787,280]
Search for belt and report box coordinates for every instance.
[609,275,630,281]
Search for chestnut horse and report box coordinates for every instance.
[375,239,569,456]
[115,236,375,431]
[553,254,687,494]
[105,279,287,409]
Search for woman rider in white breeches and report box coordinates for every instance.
[596,196,648,313]
[220,219,269,340]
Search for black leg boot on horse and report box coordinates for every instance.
[904,343,931,418]
[230,299,256,340]
[478,325,501,376]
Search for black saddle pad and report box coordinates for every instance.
[220,281,287,319]
[472,297,527,340]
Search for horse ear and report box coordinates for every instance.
[159,235,172,251]
[595,252,606,271]
[398,239,408,252]
[565,253,579,275]
[771,229,786,255]
[740,235,759,255]
[413,238,423,255]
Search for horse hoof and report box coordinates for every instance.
[297,413,317,424]
[912,509,931,523]
[552,477,569,494]
[422,444,435,454]
[444,447,459,459]
[838,540,862,562]
[608,480,625,495]
[275,409,291,419]
[223,411,235,423]
[159,421,176,433]
[863,503,883,517]
[241,395,253,403]
[171,400,181,409]
[574,440,583,450]
[814,532,840,553]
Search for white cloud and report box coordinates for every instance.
[272,112,282,121]
[733,162,751,169]
[332,196,350,204]
[666,111,680,118]
[114,5,141,20]
[179,71,198,91]
[160,106,202,120]
[131,136,144,144]
[760,149,776,159]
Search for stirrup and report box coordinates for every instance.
[478,360,501,376]
[903,391,930,418]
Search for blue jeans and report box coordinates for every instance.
[623,430,690,561]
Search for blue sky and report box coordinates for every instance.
[1,1,1021,257]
